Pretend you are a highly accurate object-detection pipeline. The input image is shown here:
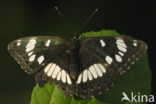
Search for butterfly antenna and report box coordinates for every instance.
[54,6,73,32]
[76,8,98,33]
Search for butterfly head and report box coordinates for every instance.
[71,33,79,40]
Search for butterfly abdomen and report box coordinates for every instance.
[69,34,81,80]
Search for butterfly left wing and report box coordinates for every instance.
[75,36,147,98]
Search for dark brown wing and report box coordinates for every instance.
[75,36,147,98]
[8,36,68,74]
[35,50,75,97]
[8,36,75,97]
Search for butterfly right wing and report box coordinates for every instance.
[75,36,147,98]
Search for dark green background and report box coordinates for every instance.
[0,0,154,104]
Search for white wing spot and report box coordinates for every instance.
[118,51,124,56]
[29,54,36,62]
[67,74,72,85]
[77,73,82,84]
[116,39,127,52]
[47,63,56,76]
[45,40,51,47]
[100,39,105,47]
[115,54,122,62]
[61,70,66,83]
[26,39,37,52]
[17,40,21,46]
[116,41,127,48]
[44,63,53,73]
[93,64,103,77]
[26,45,35,52]
[29,39,36,44]
[37,55,44,64]
[57,71,61,81]
[89,66,98,79]
[87,70,93,81]
[82,69,88,83]
[117,45,127,52]
[116,39,124,43]
[97,63,106,73]
[28,52,33,56]
[105,56,113,65]
[52,65,61,79]
[133,42,137,46]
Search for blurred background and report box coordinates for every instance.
[0,0,154,104]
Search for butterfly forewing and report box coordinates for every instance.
[7,36,68,74]
[75,36,147,98]
[80,36,147,74]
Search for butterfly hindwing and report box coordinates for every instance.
[75,36,147,98]
[35,51,74,97]
[76,47,115,98]
[7,36,68,74]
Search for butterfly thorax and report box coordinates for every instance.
[69,33,80,80]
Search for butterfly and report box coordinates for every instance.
[7,33,147,98]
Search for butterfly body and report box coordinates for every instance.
[8,33,147,98]
[68,33,80,80]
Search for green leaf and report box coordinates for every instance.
[30,30,151,104]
